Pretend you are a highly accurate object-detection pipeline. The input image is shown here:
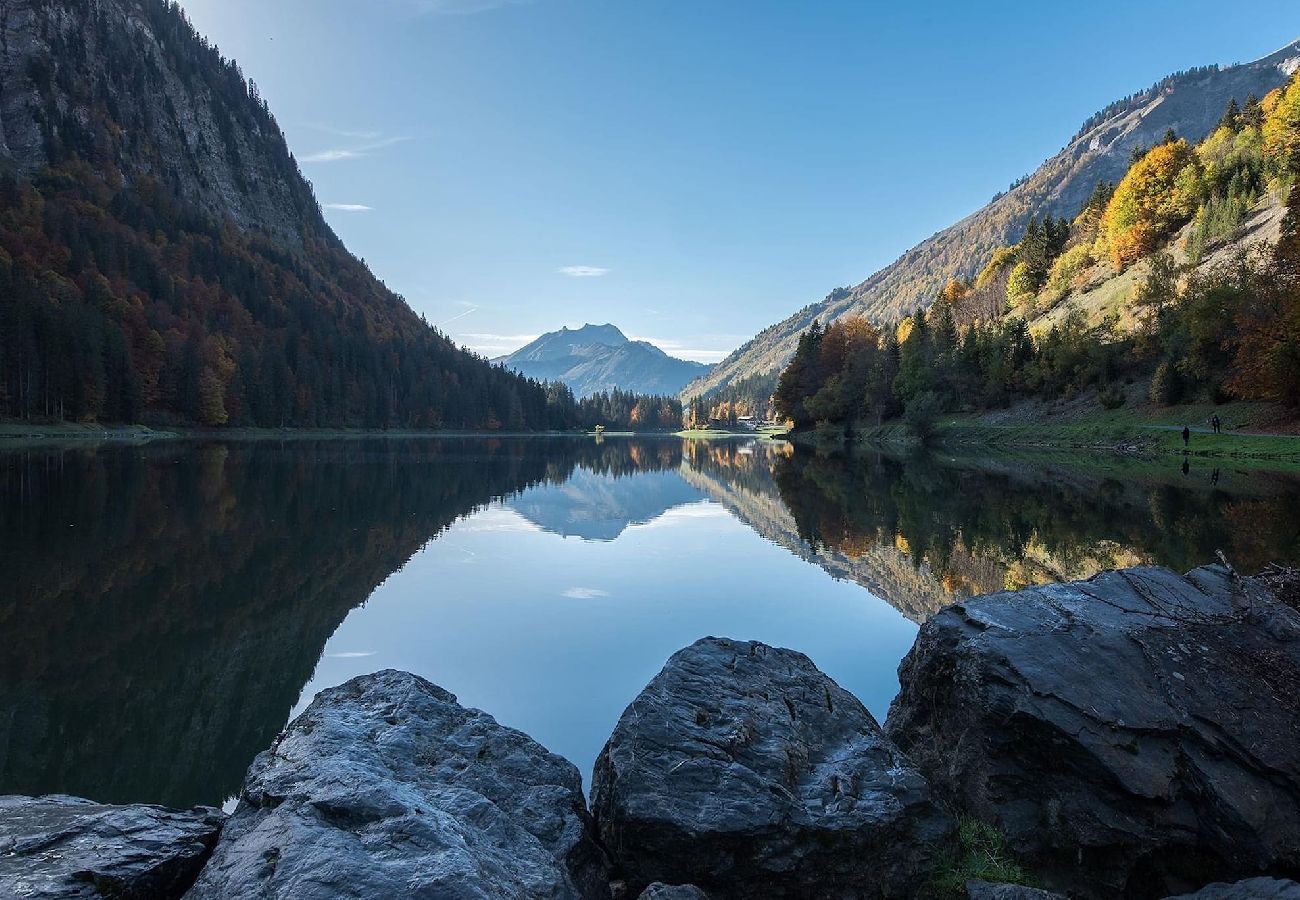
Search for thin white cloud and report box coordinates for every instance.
[302,124,384,141]
[303,149,362,163]
[562,587,611,600]
[324,203,374,212]
[632,501,730,530]
[630,334,740,364]
[455,508,541,533]
[460,332,541,344]
[558,266,610,278]
[460,332,540,357]
[326,651,377,658]
[302,136,411,164]
[672,349,730,363]
[439,306,478,326]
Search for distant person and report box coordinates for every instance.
[1211,414,1222,434]
[1182,425,1190,447]
[1211,468,1221,486]
[1182,458,1190,476]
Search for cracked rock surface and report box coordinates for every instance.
[0,794,223,899]
[888,564,1300,898]
[638,884,712,899]
[1164,878,1300,899]
[186,670,610,899]
[591,636,953,898]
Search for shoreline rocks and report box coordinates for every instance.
[887,564,1300,898]
[591,637,953,898]
[186,670,610,899]
[0,795,223,899]
[5,563,1300,899]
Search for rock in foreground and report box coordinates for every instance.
[592,637,953,898]
[187,670,609,899]
[0,794,223,899]
[1164,878,1300,899]
[888,565,1300,898]
[638,884,712,899]
[964,883,1065,900]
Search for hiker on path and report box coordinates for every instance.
[1211,414,1222,434]
[1182,425,1190,447]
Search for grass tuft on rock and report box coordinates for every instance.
[931,819,1031,895]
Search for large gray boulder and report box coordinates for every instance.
[638,884,712,900]
[0,794,223,899]
[888,564,1300,898]
[591,637,953,898]
[1164,878,1300,899]
[186,670,610,899]
[965,883,1065,900]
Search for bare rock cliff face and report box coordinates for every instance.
[0,0,325,244]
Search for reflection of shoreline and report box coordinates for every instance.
[680,452,955,623]
[4,436,1298,811]
[683,443,1300,624]
[0,437,684,808]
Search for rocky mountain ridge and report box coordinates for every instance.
[497,324,712,398]
[687,39,1300,403]
[0,0,323,244]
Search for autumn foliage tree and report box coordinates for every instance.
[1102,138,1203,268]
[1263,73,1300,175]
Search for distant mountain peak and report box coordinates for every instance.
[498,325,711,398]
[558,323,629,345]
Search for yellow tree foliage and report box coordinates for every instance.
[939,278,971,306]
[1102,139,1203,269]
[1263,71,1300,172]
[1261,87,1284,117]
[1006,261,1038,305]
[975,246,1018,287]
[197,369,229,426]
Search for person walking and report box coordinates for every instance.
[1211,414,1222,434]
[1182,425,1190,447]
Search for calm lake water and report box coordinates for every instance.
[2,436,1299,809]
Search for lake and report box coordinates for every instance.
[2,436,1298,810]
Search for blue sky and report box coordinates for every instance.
[177,0,1300,362]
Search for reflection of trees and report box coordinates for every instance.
[0,437,681,808]
[773,450,1300,596]
[682,441,1300,622]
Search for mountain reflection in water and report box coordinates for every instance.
[1,437,1296,809]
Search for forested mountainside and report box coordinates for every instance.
[497,324,711,399]
[688,40,1300,410]
[0,0,580,429]
[774,72,1300,431]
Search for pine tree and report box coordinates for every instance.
[1219,97,1241,132]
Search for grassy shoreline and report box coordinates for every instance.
[792,419,1300,471]
[0,422,656,447]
